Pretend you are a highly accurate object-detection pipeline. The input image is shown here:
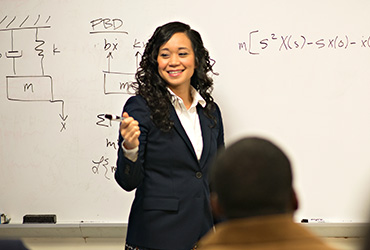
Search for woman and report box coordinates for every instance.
[115,21,224,250]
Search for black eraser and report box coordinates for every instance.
[23,214,57,224]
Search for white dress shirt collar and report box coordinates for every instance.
[167,86,206,111]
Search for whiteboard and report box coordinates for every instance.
[1,0,370,224]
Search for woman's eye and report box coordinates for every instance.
[160,53,169,58]
[179,52,188,56]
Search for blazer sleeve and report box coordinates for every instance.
[115,96,150,192]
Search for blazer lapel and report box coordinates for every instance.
[170,106,198,160]
[170,104,212,168]
[197,105,212,168]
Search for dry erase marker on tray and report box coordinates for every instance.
[301,218,325,223]
[105,114,125,122]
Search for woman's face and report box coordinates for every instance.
[157,32,196,91]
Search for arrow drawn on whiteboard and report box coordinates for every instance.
[135,51,142,69]
[50,99,68,132]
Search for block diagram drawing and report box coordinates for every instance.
[0,15,67,132]
[89,17,143,96]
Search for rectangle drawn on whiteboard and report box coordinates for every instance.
[6,75,53,101]
[103,71,135,95]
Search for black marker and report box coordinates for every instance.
[105,114,125,122]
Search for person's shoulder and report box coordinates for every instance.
[210,101,222,117]
[124,95,149,109]
[126,95,146,105]
[213,101,221,111]
[0,239,29,250]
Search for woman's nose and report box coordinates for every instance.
[169,55,180,66]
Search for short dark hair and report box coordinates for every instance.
[210,137,294,219]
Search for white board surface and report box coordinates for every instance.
[1,0,370,223]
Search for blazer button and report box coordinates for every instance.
[195,172,203,179]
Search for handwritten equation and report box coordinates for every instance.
[239,30,370,55]
[91,137,118,181]
[92,114,120,180]
[92,113,120,180]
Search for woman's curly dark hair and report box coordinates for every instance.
[132,21,218,132]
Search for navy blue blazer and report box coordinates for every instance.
[115,95,224,250]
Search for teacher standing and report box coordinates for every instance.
[115,21,225,250]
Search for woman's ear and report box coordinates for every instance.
[291,189,299,212]
[210,192,225,220]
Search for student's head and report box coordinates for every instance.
[210,137,298,220]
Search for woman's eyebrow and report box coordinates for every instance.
[159,46,190,52]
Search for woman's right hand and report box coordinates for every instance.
[120,112,141,150]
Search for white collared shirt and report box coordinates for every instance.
[168,87,205,160]
[123,87,205,161]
